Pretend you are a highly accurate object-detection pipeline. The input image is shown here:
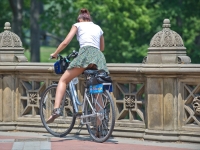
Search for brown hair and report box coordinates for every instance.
[77,8,92,22]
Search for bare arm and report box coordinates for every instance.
[100,35,104,51]
[51,25,77,57]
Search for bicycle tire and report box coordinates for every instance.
[85,90,115,143]
[40,84,76,137]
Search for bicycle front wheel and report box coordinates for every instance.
[85,90,115,143]
[40,84,76,137]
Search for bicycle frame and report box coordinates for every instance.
[68,79,103,120]
[68,81,82,113]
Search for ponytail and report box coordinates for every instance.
[80,8,89,14]
[77,8,92,22]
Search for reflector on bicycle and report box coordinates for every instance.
[89,84,103,94]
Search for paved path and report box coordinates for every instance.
[0,131,200,150]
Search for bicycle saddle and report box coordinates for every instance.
[83,69,107,76]
[83,70,98,75]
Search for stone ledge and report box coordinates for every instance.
[1,63,200,74]
[1,122,200,143]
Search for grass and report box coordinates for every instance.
[24,46,68,62]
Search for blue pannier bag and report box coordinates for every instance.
[54,58,69,74]
[54,60,62,74]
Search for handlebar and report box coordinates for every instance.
[49,50,78,60]
[67,50,78,59]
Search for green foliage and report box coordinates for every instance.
[40,0,79,54]
[0,1,12,30]
[40,0,152,63]
[1,0,200,63]
[73,0,152,63]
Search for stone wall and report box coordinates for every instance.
[1,63,200,142]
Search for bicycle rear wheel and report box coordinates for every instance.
[85,90,115,143]
[40,84,76,137]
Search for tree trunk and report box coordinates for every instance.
[30,0,40,62]
[9,0,23,39]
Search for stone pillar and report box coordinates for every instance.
[145,19,190,131]
[2,76,15,122]
[0,75,2,121]
[0,22,28,122]
[147,77,177,130]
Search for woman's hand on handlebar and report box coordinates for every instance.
[50,53,58,59]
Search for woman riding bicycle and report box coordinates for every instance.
[47,8,109,123]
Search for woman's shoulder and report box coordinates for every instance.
[90,22,102,29]
[74,22,102,31]
[73,22,92,28]
[73,22,81,27]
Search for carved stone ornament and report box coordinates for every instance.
[192,96,200,115]
[149,19,184,47]
[0,22,22,47]
[125,95,135,108]
[0,22,28,62]
[29,93,37,104]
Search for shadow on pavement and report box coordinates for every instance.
[41,133,119,144]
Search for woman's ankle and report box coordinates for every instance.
[52,108,61,115]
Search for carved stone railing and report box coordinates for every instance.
[1,63,200,142]
[1,20,200,143]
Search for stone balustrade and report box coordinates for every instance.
[1,20,200,142]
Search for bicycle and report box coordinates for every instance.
[40,50,115,143]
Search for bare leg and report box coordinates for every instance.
[55,63,96,107]
[54,68,85,108]
[47,67,85,123]
[95,93,103,137]
[96,94,103,125]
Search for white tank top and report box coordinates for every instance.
[73,22,103,49]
